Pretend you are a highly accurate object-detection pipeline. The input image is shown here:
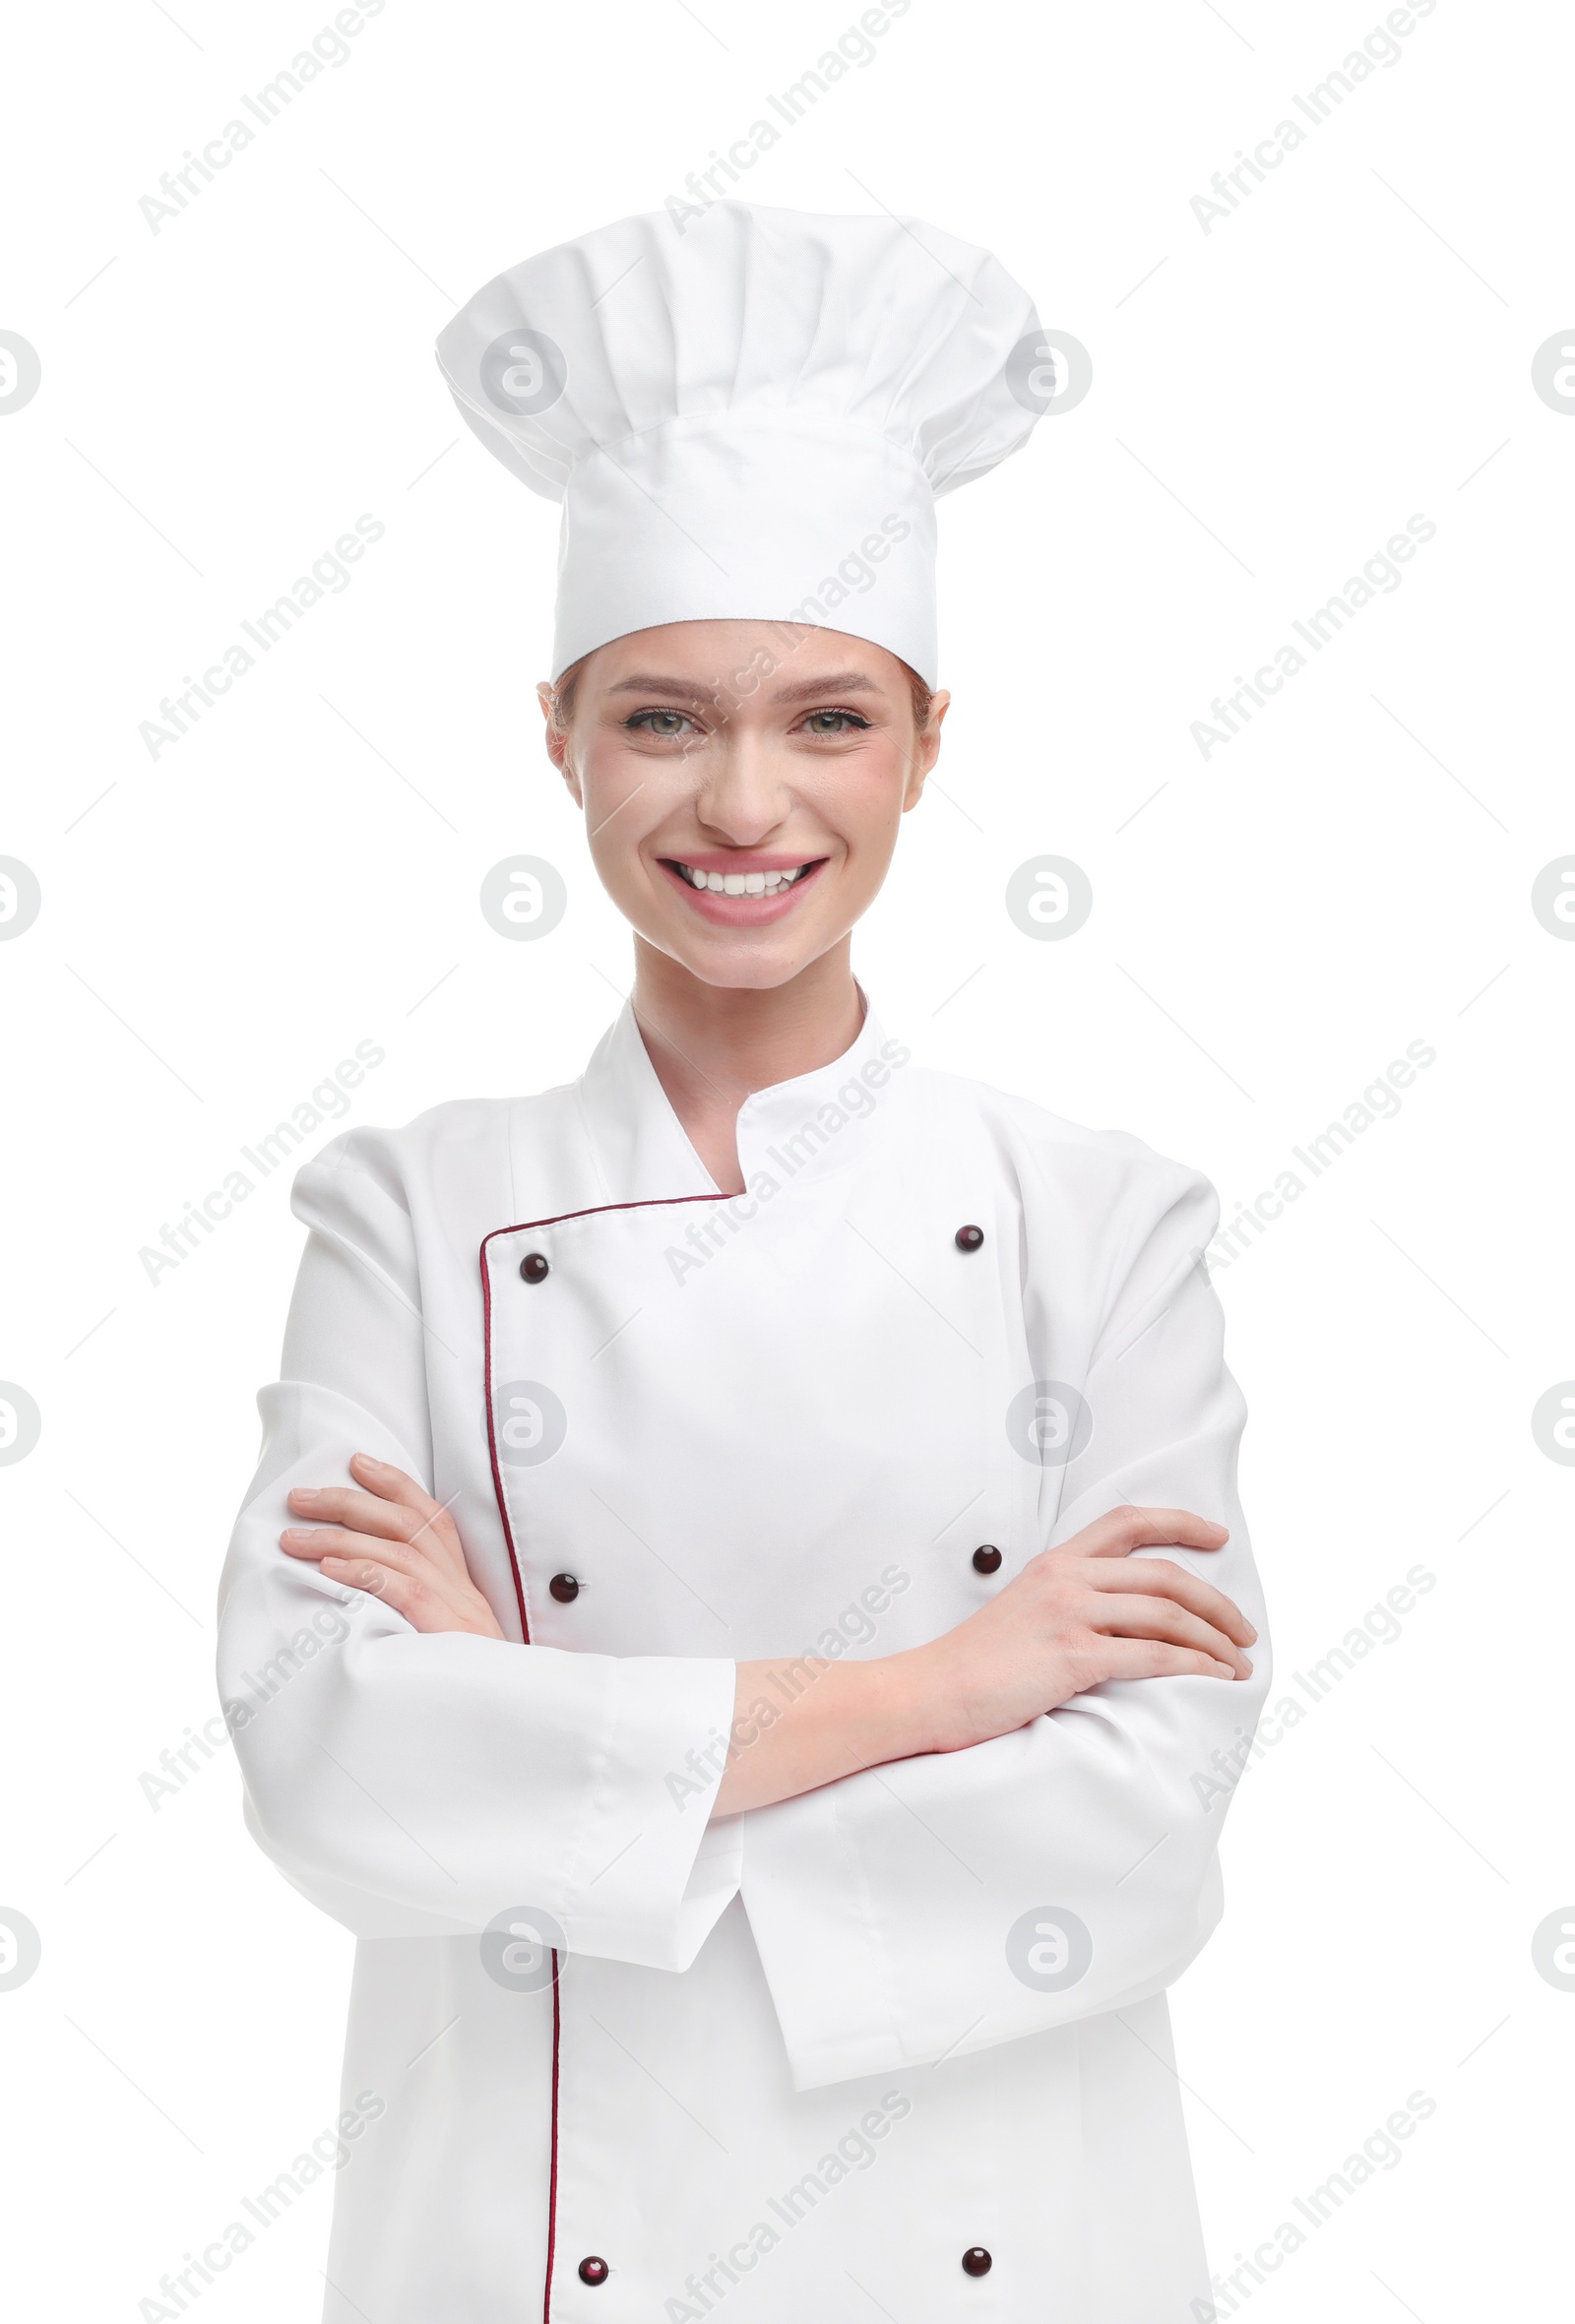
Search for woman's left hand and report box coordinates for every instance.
[280,1453,507,1639]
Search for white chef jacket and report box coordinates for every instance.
[217,996,1270,2323]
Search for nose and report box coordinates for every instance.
[690,725,794,847]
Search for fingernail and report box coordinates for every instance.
[1243,1623,1258,1643]
[281,1528,309,1546]
[291,1487,321,1503]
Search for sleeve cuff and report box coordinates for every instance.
[557,1653,742,1972]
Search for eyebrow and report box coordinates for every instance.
[603,671,884,704]
[770,672,881,705]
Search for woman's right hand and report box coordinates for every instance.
[900,1504,1256,1757]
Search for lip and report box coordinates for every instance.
[656,853,829,926]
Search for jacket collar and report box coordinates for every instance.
[575,990,902,1205]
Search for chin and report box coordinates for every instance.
[637,917,827,990]
[676,944,818,992]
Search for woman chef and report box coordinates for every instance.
[218,201,1269,2324]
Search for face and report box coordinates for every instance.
[538,621,947,991]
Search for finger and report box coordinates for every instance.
[1084,1593,1254,1675]
[345,1454,446,1528]
[1083,1637,1243,1685]
[346,1456,471,1569]
[1087,1558,1257,1644]
[284,1520,486,1631]
[345,1452,442,1519]
[317,1551,429,1626]
[291,1469,464,1570]
[317,1551,503,1641]
[281,1524,434,1584]
[345,1451,429,1498]
[1074,1506,1230,1561]
[1089,1598,1250,1671]
[286,1486,422,1544]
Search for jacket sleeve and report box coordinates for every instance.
[736,1161,1271,2091]
[216,1129,741,1970]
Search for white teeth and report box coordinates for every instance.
[675,861,812,893]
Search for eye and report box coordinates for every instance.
[799,708,872,735]
[625,708,699,737]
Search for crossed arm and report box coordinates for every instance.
[281,1456,1256,1817]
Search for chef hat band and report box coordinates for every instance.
[436,201,1044,687]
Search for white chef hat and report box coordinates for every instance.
[435,201,1044,687]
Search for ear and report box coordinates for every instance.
[902,688,950,811]
[537,680,584,807]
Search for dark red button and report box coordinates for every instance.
[972,1544,1002,1574]
[962,2247,992,2276]
[954,1225,984,1252]
[578,2255,608,2286]
[549,1574,580,1603]
[520,1252,549,1283]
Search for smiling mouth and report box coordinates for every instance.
[665,858,825,896]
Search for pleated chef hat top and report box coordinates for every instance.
[435,201,1044,685]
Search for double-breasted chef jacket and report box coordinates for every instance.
[218,994,1270,2323]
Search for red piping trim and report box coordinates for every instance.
[542,1960,562,2324]
[479,1188,722,2324]
[482,1189,727,1243]
[479,1191,723,1647]
[480,1229,531,1646]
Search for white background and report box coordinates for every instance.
[2,1,1570,2316]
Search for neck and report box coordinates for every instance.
[629,937,865,1192]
